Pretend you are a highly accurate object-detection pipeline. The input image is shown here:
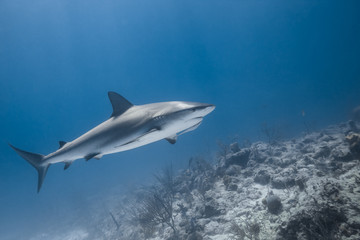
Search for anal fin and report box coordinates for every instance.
[64,162,72,170]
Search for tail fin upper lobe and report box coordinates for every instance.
[9,144,49,193]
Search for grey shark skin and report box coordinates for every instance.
[9,92,215,192]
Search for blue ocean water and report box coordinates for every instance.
[0,0,359,239]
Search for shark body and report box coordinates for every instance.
[10,92,215,192]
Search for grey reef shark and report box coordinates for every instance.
[9,92,215,192]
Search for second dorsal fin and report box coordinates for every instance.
[59,141,68,149]
[108,91,133,117]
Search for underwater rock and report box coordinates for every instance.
[271,176,295,189]
[254,170,270,185]
[346,132,360,159]
[295,177,306,191]
[249,143,268,163]
[320,181,347,205]
[189,157,214,174]
[331,144,353,162]
[225,165,242,176]
[183,217,204,240]
[227,184,238,191]
[186,232,203,240]
[224,149,251,167]
[192,176,214,196]
[230,142,240,153]
[314,146,331,159]
[302,136,315,144]
[223,175,238,191]
[266,194,282,214]
[277,206,347,240]
[348,120,359,133]
[222,175,232,187]
[203,204,221,218]
[352,106,360,122]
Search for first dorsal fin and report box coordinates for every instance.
[59,141,68,149]
[108,91,133,117]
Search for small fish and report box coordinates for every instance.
[301,110,306,117]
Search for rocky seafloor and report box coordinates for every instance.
[33,121,360,240]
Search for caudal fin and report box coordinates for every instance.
[9,144,49,193]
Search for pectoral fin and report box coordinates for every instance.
[94,154,103,160]
[116,127,161,148]
[85,152,101,161]
[164,122,202,144]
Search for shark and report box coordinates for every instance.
[9,92,215,192]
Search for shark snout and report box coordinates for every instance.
[207,104,215,111]
[204,104,215,115]
[194,103,215,117]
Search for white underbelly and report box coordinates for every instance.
[105,118,202,154]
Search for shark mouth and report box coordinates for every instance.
[178,120,203,136]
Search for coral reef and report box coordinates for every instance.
[100,120,360,240]
[33,121,360,240]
